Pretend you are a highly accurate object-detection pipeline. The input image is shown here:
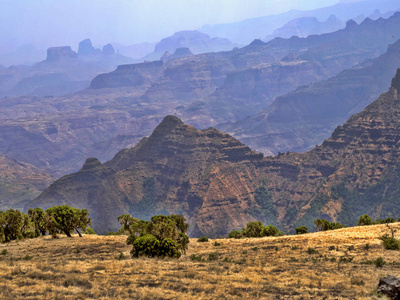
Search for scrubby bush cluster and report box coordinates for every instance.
[314,219,346,231]
[118,214,189,259]
[228,221,283,238]
[0,205,93,243]
[295,226,308,234]
[357,214,398,226]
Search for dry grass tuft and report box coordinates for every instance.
[0,224,399,299]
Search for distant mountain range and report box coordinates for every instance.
[224,39,400,155]
[26,70,400,237]
[0,39,135,97]
[201,0,400,44]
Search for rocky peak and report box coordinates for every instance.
[249,39,265,47]
[81,157,102,170]
[148,115,184,141]
[102,44,115,56]
[78,39,96,55]
[391,68,400,91]
[345,19,357,29]
[46,46,77,62]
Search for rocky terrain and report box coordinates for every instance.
[0,155,53,211]
[2,12,400,218]
[27,70,400,237]
[226,39,400,155]
[89,12,400,129]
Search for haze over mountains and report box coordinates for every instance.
[2,0,400,237]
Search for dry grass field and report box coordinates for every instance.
[1,223,400,299]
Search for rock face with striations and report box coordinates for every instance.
[226,39,400,155]
[26,71,400,236]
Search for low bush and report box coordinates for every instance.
[295,226,308,234]
[375,257,386,268]
[208,252,220,261]
[307,248,318,254]
[197,236,208,242]
[380,234,400,250]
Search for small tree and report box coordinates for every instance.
[261,225,280,237]
[228,230,242,239]
[28,208,47,236]
[296,226,308,234]
[357,214,372,226]
[121,214,189,258]
[243,221,264,237]
[45,205,91,237]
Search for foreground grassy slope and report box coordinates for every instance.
[1,224,399,299]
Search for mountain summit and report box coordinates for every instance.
[26,70,400,236]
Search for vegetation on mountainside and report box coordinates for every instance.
[0,205,93,243]
[228,221,283,238]
[118,214,189,258]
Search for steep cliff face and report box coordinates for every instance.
[227,40,400,155]
[27,71,400,236]
[0,155,53,211]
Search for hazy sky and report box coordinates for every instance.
[1,0,340,52]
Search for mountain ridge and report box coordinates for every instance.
[26,70,400,237]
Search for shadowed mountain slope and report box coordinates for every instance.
[26,70,400,236]
[225,39,400,155]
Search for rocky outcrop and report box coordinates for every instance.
[78,39,98,56]
[27,71,400,236]
[378,275,400,299]
[102,44,115,56]
[0,155,53,211]
[227,39,400,155]
[90,60,163,89]
[46,46,77,62]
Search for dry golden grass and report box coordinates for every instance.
[0,223,399,299]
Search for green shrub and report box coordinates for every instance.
[1,249,7,255]
[120,214,189,258]
[83,227,96,234]
[295,226,308,234]
[243,221,264,237]
[307,248,318,254]
[228,230,242,239]
[214,241,221,246]
[357,214,372,226]
[197,236,208,242]
[131,234,160,258]
[375,257,386,268]
[348,245,355,251]
[261,225,280,237]
[314,219,346,231]
[380,234,400,250]
[115,252,125,260]
[208,252,220,261]
[190,254,203,262]
[158,238,181,258]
